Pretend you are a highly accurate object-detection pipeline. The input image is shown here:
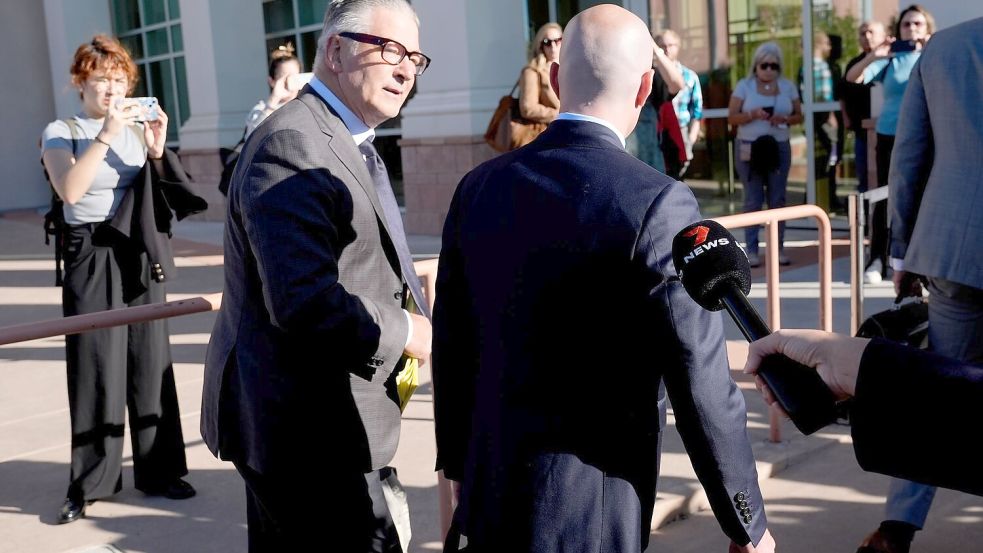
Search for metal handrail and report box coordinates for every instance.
[713,204,834,443]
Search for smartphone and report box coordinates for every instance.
[762,106,775,117]
[889,40,917,53]
[116,97,159,122]
[286,72,314,92]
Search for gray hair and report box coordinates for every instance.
[748,41,784,78]
[312,0,419,70]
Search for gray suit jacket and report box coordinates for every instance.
[201,88,409,475]
[889,17,983,289]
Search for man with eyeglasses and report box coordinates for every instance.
[201,0,430,551]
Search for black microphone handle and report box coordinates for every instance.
[716,284,838,435]
[719,286,772,341]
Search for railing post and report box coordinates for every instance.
[849,193,863,335]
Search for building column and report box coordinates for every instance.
[177,0,267,219]
[399,0,528,235]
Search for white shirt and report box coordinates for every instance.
[308,76,415,348]
[555,112,627,148]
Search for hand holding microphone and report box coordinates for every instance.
[671,220,839,435]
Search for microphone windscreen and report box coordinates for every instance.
[671,220,751,311]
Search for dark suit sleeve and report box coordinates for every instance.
[432,176,479,481]
[634,182,767,546]
[888,55,933,261]
[851,338,983,496]
[237,128,407,372]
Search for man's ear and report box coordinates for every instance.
[325,35,344,74]
[635,68,654,109]
[549,61,560,99]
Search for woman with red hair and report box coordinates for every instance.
[40,34,194,525]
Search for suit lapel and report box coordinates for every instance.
[298,90,396,242]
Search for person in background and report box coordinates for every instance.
[40,34,194,525]
[627,35,685,174]
[862,13,982,553]
[656,29,703,178]
[516,22,562,142]
[845,4,934,285]
[244,43,303,138]
[728,42,803,268]
[840,21,887,195]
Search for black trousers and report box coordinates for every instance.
[62,224,187,500]
[237,463,402,553]
[868,133,895,272]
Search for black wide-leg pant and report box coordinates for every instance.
[61,224,188,500]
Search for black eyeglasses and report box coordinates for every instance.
[541,37,562,47]
[758,62,780,71]
[338,32,431,76]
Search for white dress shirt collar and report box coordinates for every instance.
[555,112,626,148]
[308,76,375,146]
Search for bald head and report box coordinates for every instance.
[550,5,655,136]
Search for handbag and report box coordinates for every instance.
[484,79,547,152]
[856,297,929,348]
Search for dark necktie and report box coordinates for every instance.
[358,140,430,319]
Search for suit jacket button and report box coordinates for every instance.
[394,291,403,300]
[740,508,751,517]
[738,500,748,510]
[734,492,746,502]
[743,515,752,524]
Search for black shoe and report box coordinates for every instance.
[57,496,86,524]
[141,478,197,500]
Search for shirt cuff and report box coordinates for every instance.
[403,309,414,349]
[890,257,905,272]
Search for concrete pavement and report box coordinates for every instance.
[1,210,979,552]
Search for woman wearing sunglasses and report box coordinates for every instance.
[515,22,563,146]
[845,5,934,287]
[728,41,803,267]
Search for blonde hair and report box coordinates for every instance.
[528,22,563,71]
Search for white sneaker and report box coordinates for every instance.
[864,259,883,284]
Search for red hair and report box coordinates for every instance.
[70,34,139,93]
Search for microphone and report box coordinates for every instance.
[671,220,838,435]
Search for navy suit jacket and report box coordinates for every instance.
[852,338,983,496]
[433,120,767,551]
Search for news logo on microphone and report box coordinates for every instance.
[671,220,752,311]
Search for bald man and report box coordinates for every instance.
[432,6,775,552]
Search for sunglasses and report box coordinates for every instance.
[542,37,562,47]
[758,62,780,71]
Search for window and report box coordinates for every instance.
[262,0,407,201]
[111,0,190,142]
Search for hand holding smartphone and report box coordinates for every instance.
[116,97,159,122]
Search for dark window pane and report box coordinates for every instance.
[132,63,149,98]
[263,0,295,33]
[118,34,144,60]
[174,56,191,126]
[298,0,330,26]
[526,0,549,40]
[112,0,141,34]
[142,0,167,25]
[146,28,170,57]
[300,29,320,72]
[171,24,183,52]
[149,58,175,128]
[167,0,180,19]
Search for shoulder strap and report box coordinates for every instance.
[64,118,80,157]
